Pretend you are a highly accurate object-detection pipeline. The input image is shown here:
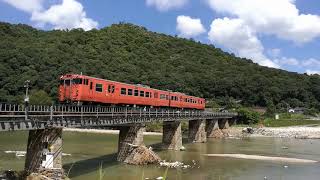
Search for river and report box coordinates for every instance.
[1,131,320,180]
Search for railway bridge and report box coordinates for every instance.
[0,103,237,178]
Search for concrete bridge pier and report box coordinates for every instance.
[24,128,63,178]
[206,119,219,138]
[162,121,182,150]
[117,125,145,162]
[188,119,206,143]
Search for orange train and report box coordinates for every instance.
[59,74,205,110]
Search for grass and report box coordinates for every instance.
[263,119,320,127]
[262,113,320,127]
[98,162,106,180]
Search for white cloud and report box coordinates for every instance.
[2,0,43,12]
[146,0,188,11]
[207,0,320,44]
[301,58,320,67]
[206,0,320,69]
[208,18,279,68]
[274,57,299,66]
[306,70,320,75]
[176,15,206,38]
[268,48,281,58]
[3,0,98,31]
[31,0,98,31]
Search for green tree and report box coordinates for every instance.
[237,108,261,124]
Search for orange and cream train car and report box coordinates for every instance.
[59,74,205,110]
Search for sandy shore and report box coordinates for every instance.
[229,126,320,139]
[203,154,318,163]
[64,128,162,136]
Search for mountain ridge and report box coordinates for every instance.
[0,22,319,110]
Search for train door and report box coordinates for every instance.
[88,81,94,100]
[107,84,115,104]
[63,79,72,102]
[154,92,159,107]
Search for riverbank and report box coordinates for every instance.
[229,126,320,139]
[65,126,320,139]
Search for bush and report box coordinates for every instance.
[29,90,53,105]
[237,108,260,124]
[304,108,318,116]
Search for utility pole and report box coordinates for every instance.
[24,80,30,120]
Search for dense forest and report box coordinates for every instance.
[1,22,320,111]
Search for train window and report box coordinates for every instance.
[72,78,82,84]
[96,83,103,92]
[171,96,174,100]
[65,79,71,86]
[160,94,166,99]
[146,92,150,97]
[84,79,88,85]
[90,82,93,90]
[121,88,126,95]
[150,92,152,98]
[166,95,169,100]
[140,91,145,97]
[154,92,158,98]
[128,89,133,96]
[134,90,139,96]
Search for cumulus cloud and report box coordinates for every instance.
[208,18,279,68]
[2,0,98,31]
[31,0,98,31]
[176,15,206,38]
[146,0,188,11]
[207,0,320,69]
[207,0,320,44]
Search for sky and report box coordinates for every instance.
[1,0,320,74]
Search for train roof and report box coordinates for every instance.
[61,74,205,100]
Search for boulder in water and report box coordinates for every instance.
[124,145,161,165]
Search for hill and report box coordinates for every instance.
[0,22,320,110]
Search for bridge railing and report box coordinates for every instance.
[0,103,237,120]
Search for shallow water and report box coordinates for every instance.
[1,131,320,180]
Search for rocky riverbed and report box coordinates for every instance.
[229,126,320,139]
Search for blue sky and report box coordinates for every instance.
[1,0,320,74]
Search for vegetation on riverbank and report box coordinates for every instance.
[263,113,320,127]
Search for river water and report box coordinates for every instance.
[1,131,320,180]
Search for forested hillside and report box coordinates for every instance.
[1,22,320,110]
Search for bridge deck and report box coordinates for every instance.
[0,103,237,131]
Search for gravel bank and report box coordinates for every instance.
[229,127,320,139]
[254,127,320,139]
